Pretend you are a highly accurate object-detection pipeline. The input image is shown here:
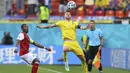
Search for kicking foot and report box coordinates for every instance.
[65,62,70,71]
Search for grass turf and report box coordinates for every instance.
[0,65,129,73]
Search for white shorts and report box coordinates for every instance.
[20,52,36,65]
[59,4,67,13]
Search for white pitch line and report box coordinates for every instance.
[38,67,63,73]
[27,64,63,73]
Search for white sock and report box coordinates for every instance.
[65,61,68,64]
[88,71,91,73]
[100,71,103,73]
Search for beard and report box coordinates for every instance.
[25,30,28,33]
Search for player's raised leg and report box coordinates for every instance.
[63,46,70,71]
[71,41,88,73]
[19,52,40,73]
[31,58,40,73]
[77,55,88,73]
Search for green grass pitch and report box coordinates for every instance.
[0,65,129,73]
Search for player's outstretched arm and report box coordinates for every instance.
[14,40,20,53]
[32,42,51,51]
[37,24,57,29]
[77,25,89,30]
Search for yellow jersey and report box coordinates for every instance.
[82,35,89,51]
[56,20,79,41]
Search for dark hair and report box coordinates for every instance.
[90,20,95,23]
[21,24,26,29]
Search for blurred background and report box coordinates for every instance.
[0,0,130,73]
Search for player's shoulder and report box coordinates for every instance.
[86,28,90,31]
[56,20,64,24]
[86,29,90,34]
[18,32,24,35]
[72,20,78,23]
[18,32,25,37]
[72,20,79,25]
[58,20,65,23]
[96,28,101,31]
[74,21,78,24]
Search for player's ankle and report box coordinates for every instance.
[65,61,68,63]
[88,71,91,73]
[99,71,103,73]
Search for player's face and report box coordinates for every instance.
[23,25,28,33]
[89,22,95,29]
[64,12,71,20]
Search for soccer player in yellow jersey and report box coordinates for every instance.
[95,0,110,8]
[37,12,89,73]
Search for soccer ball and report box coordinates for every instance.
[67,1,76,9]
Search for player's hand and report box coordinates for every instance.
[87,24,91,29]
[37,25,42,29]
[46,48,51,51]
[98,45,102,51]
[14,47,18,53]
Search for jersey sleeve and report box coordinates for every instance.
[98,29,103,37]
[55,21,62,27]
[29,37,34,44]
[82,35,87,45]
[17,33,24,41]
[86,30,89,40]
[75,22,79,28]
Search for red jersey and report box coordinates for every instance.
[17,32,30,56]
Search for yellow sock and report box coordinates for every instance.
[81,60,88,73]
[63,52,68,62]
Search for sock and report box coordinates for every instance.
[99,71,103,73]
[81,60,88,73]
[88,71,91,73]
[32,62,39,73]
[88,63,92,72]
[63,52,68,63]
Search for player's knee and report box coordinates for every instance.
[63,49,67,52]
[88,59,92,64]
[63,48,69,52]
[78,55,86,62]
[82,56,86,62]
[37,60,40,63]
[32,58,40,65]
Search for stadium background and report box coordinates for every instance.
[0,0,130,73]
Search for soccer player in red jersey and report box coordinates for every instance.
[14,24,51,73]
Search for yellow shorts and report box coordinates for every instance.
[63,41,84,56]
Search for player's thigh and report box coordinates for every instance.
[59,4,64,13]
[63,41,73,52]
[93,46,99,56]
[77,55,86,62]
[20,52,36,65]
[88,46,99,59]
[71,42,84,57]
[88,46,95,60]
[73,48,84,56]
